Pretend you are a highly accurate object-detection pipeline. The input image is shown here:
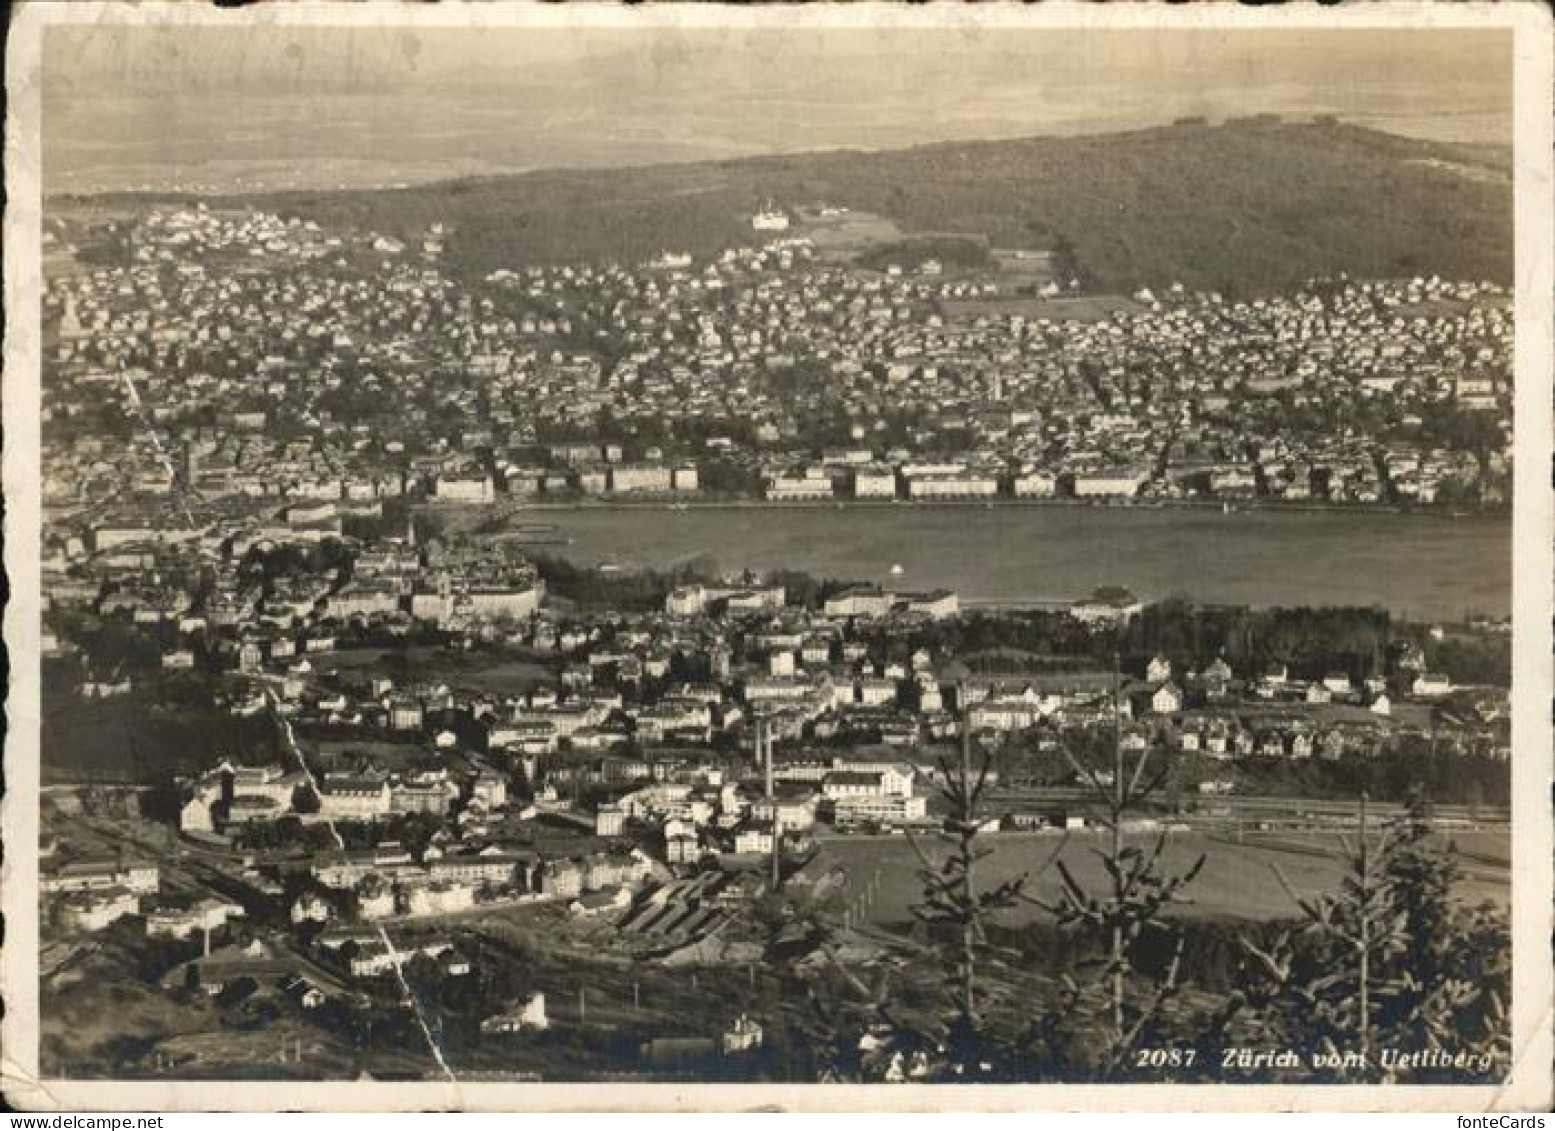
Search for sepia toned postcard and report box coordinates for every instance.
[3,0,1552,1113]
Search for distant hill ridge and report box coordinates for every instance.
[63,119,1513,296]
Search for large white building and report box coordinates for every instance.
[433,473,496,503]
[608,463,673,494]
[317,775,392,821]
[59,888,140,932]
[969,698,1039,732]
[402,882,477,917]
[1012,471,1058,498]
[665,584,711,617]
[595,804,626,836]
[734,824,775,854]
[41,858,159,896]
[828,793,928,825]
[824,587,895,619]
[906,473,999,499]
[851,467,898,498]
[766,471,833,500]
[1073,467,1150,498]
[146,898,244,940]
[900,590,959,620]
[821,766,915,799]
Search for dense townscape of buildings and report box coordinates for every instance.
[36,199,1513,1081]
[43,202,1511,514]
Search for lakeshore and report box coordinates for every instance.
[439,495,1506,518]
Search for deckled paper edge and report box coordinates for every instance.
[3,0,1550,1113]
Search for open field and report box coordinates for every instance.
[139,1023,366,1081]
[313,646,554,697]
[810,828,1510,930]
[789,207,902,257]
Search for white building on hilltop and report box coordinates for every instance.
[752,206,790,232]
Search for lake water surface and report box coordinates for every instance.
[534,506,1509,621]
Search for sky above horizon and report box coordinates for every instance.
[42,25,1513,195]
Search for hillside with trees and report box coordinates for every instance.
[58,118,1512,298]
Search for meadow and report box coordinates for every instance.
[810,827,1510,930]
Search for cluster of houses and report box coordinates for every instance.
[43,197,1511,521]
[40,855,161,933]
[38,846,246,950]
[965,648,1483,760]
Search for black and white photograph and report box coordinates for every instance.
[3,1,1551,1112]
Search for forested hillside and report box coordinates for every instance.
[62,118,1512,296]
